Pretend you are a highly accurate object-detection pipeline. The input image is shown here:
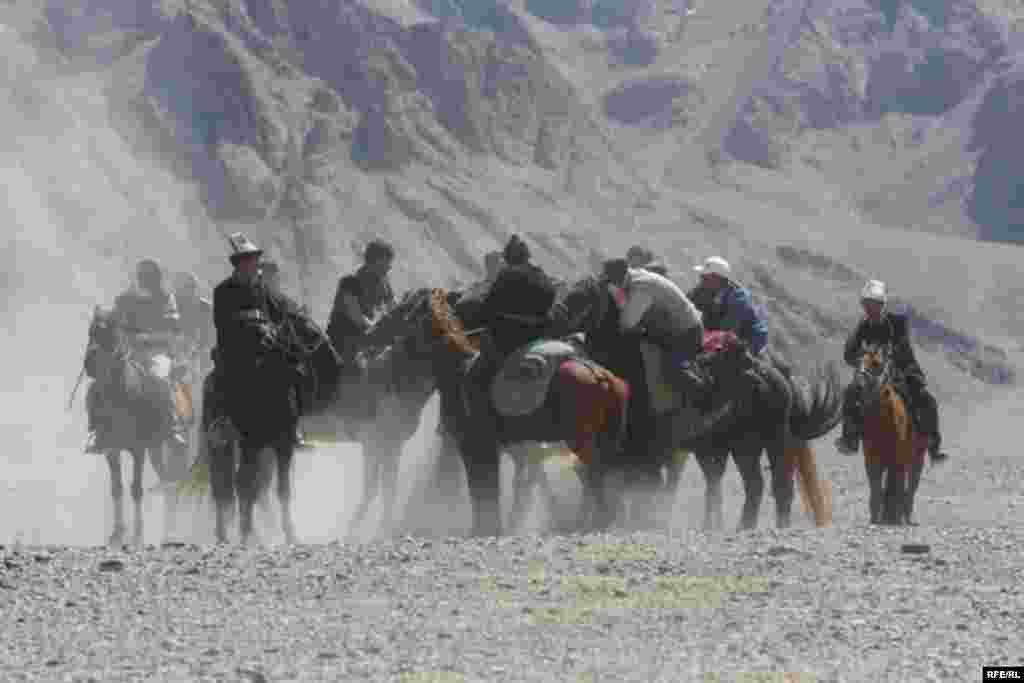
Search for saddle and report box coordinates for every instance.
[489,337,595,417]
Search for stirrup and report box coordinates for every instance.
[294,430,314,450]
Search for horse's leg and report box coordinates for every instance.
[208,440,236,544]
[105,450,126,547]
[767,437,796,530]
[884,458,909,526]
[235,443,264,545]
[905,436,927,525]
[147,443,180,543]
[377,440,402,538]
[863,449,884,525]
[695,446,728,531]
[506,446,533,534]
[731,436,765,531]
[348,430,378,540]
[460,433,503,538]
[274,436,298,545]
[130,448,146,547]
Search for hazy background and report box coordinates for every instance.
[3,0,1022,546]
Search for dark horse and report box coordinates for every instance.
[856,341,927,525]
[551,276,837,531]
[83,307,192,546]
[203,296,340,545]
[688,339,839,531]
[302,288,447,539]
[422,289,632,537]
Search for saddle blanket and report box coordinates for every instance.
[491,338,593,418]
[639,332,743,415]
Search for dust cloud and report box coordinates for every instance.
[0,18,483,548]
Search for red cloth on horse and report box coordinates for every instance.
[703,330,741,354]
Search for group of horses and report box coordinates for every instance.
[82,275,929,547]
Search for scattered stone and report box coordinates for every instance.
[900,544,931,555]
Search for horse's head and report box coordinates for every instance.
[857,341,892,390]
[371,288,432,346]
[88,306,121,354]
[424,287,479,361]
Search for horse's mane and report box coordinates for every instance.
[427,288,479,357]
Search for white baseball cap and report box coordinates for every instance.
[694,256,731,278]
[860,279,887,303]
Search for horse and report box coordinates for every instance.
[420,288,632,537]
[450,282,605,534]
[550,276,835,531]
[855,341,928,525]
[688,340,839,531]
[202,291,338,545]
[82,307,192,547]
[302,288,447,539]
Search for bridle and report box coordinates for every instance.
[856,341,894,402]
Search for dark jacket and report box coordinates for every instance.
[688,281,768,355]
[112,287,179,335]
[470,263,557,356]
[213,275,279,377]
[325,266,394,351]
[843,312,922,377]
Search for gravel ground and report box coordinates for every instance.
[3,443,1024,683]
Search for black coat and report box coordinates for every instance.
[213,275,276,374]
[470,263,557,356]
[325,266,394,352]
[843,312,923,379]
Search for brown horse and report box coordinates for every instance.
[83,307,192,547]
[857,342,928,525]
[425,288,631,536]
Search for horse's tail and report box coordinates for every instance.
[788,441,832,527]
[789,362,842,441]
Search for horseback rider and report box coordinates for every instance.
[602,257,710,407]
[688,256,768,357]
[325,239,396,368]
[174,271,214,367]
[835,280,948,462]
[212,233,310,448]
[464,234,558,395]
[85,258,188,453]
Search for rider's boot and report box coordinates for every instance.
[835,381,861,455]
[913,388,948,463]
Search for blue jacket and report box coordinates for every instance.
[688,281,769,355]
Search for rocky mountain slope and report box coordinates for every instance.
[7,0,1024,407]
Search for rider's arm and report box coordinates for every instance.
[339,292,372,331]
[843,321,865,368]
[618,287,653,331]
[889,314,919,366]
[720,288,768,355]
